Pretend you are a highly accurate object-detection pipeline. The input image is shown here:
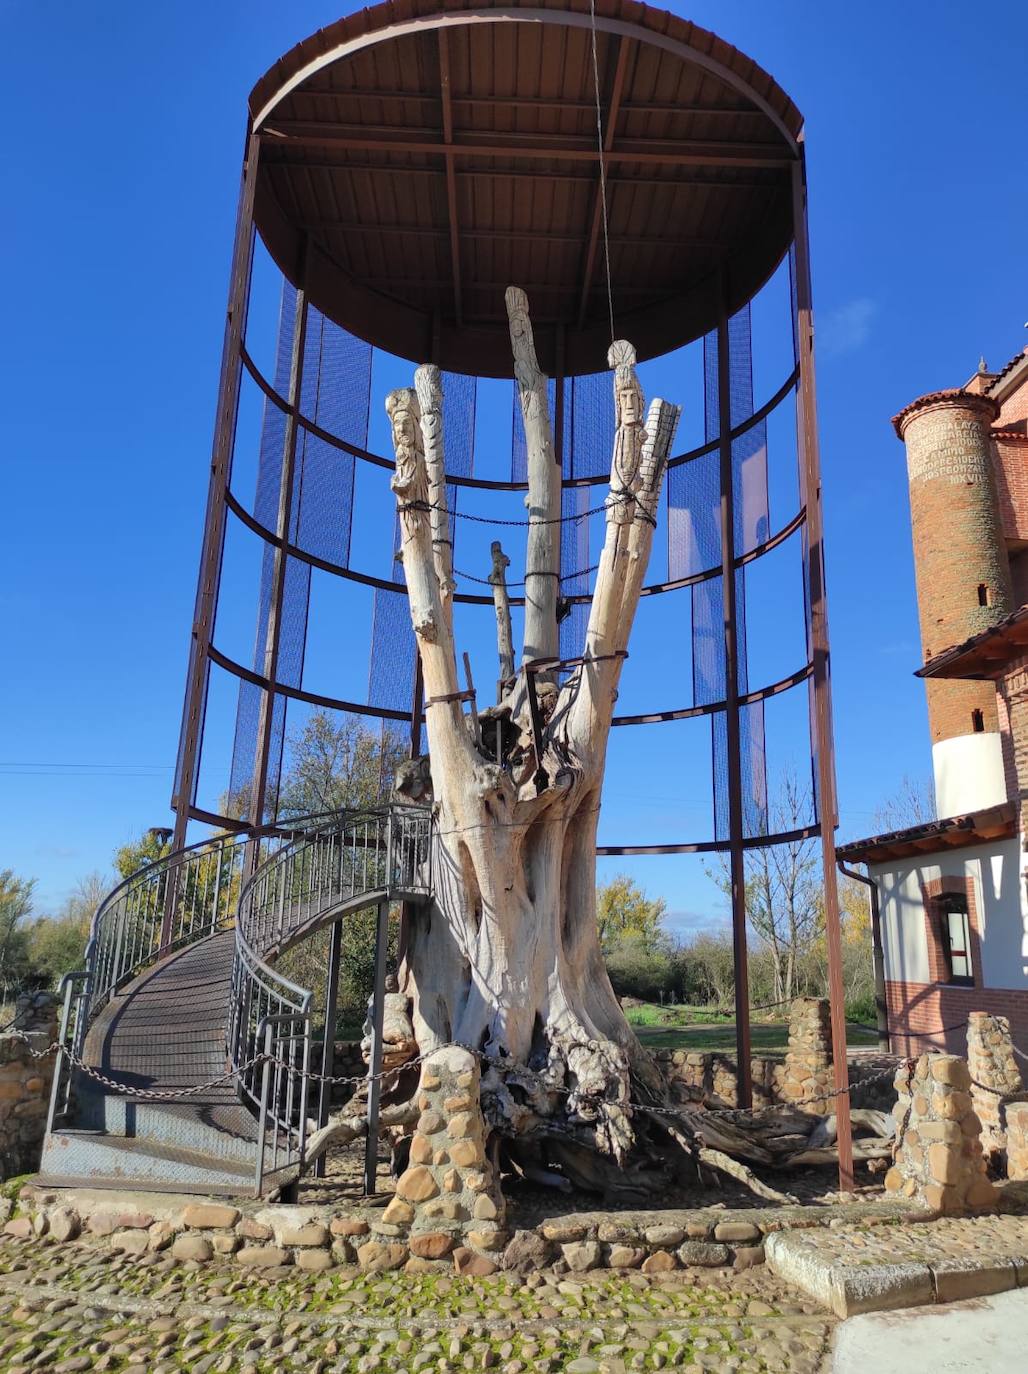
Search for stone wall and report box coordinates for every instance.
[1005,1102,1028,1181]
[654,1049,784,1108]
[0,1000,58,1181]
[965,1011,1025,1163]
[7,1184,921,1277]
[654,999,889,1112]
[886,1054,996,1214]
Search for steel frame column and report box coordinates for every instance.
[171,131,260,860]
[716,286,752,1109]
[314,918,343,1180]
[364,896,391,1196]
[247,247,310,848]
[791,144,854,1192]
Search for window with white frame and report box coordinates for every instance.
[939,893,974,985]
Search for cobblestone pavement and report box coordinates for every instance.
[0,1235,833,1373]
[771,1212,1028,1267]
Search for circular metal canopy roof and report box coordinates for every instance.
[249,0,802,377]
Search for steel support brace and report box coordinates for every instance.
[792,146,854,1192]
[248,252,310,848]
[717,288,752,1110]
[170,128,260,865]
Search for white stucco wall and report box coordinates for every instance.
[869,836,1027,990]
[932,732,1006,819]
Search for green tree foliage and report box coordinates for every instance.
[113,829,172,881]
[0,870,36,990]
[274,712,408,1027]
[278,712,407,818]
[596,873,667,956]
[25,873,108,985]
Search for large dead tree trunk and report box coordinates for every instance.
[303,291,888,1198]
[383,290,680,1177]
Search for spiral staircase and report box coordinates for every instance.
[37,806,432,1196]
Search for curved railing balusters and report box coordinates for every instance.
[46,803,433,1193]
[230,803,432,1192]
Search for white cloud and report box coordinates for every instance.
[664,907,729,939]
[820,297,879,356]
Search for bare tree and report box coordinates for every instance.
[708,773,822,1005]
[872,773,936,832]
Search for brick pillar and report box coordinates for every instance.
[780,998,833,1114]
[966,1011,1024,1163]
[894,389,1009,817]
[1005,1103,1028,1181]
[886,1054,996,1214]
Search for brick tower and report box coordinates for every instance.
[894,387,1012,818]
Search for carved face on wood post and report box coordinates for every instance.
[607,340,645,522]
[386,388,428,514]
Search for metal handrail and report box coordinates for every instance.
[81,832,245,1026]
[44,969,89,1139]
[79,809,359,1038]
[229,803,432,1194]
[45,803,433,1199]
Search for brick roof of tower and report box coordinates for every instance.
[892,388,1000,439]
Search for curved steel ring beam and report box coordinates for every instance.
[225,485,806,605]
[596,823,820,857]
[206,643,813,735]
[250,8,801,153]
[239,344,798,490]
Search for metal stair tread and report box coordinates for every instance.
[82,931,236,1097]
[45,1129,255,1177]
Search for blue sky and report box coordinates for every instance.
[2,2,1025,935]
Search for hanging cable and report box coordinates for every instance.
[589,0,616,346]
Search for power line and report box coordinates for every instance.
[0,762,171,770]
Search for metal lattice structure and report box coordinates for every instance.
[162,0,852,1174]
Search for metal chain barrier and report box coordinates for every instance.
[19,1024,1022,1118]
[5,1029,273,1102]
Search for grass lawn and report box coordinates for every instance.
[624,1002,878,1052]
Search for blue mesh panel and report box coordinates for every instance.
[228,286,373,822]
[368,582,416,713]
[228,284,296,818]
[443,370,476,552]
[292,308,369,566]
[559,486,590,666]
[712,702,768,841]
[557,371,614,663]
[667,312,768,841]
[788,244,820,826]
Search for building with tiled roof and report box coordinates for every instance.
[839,345,1028,1057]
